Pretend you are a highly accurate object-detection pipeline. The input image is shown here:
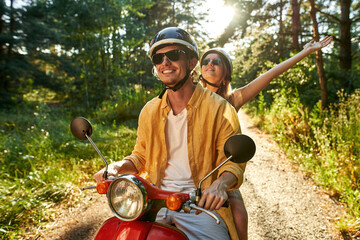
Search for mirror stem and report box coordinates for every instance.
[85,134,109,179]
[196,155,233,203]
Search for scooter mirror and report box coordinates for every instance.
[224,134,256,163]
[70,117,93,140]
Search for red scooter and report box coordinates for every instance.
[70,117,256,240]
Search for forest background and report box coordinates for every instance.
[0,0,359,239]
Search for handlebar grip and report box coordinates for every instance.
[222,200,229,208]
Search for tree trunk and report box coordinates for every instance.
[291,0,301,51]
[339,0,352,70]
[308,0,327,109]
[278,0,285,59]
[0,0,6,93]
[8,0,14,56]
[0,0,4,59]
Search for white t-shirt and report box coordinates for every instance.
[160,108,196,193]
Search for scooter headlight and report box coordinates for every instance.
[107,174,147,221]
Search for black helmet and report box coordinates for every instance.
[149,27,199,60]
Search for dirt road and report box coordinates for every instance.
[35,110,346,240]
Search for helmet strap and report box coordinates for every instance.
[200,75,225,95]
[158,70,191,99]
[201,77,221,88]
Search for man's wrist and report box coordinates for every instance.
[218,171,237,190]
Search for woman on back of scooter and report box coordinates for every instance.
[199,35,333,240]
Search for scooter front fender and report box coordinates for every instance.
[94,217,188,240]
[94,217,122,240]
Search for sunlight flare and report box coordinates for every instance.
[202,0,234,38]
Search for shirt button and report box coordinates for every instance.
[162,117,165,121]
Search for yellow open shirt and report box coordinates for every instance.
[124,84,245,240]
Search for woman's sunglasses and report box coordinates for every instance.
[152,49,186,65]
[201,58,222,67]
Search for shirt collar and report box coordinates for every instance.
[159,83,204,110]
[187,83,204,109]
[160,90,169,109]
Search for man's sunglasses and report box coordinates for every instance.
[152,49,186,65]
[201,58,222,66]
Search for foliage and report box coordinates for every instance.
[0,0,207,108]
[231,32,280,89]
[93,83,162,123]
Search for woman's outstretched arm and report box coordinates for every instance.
[232,36,333,111]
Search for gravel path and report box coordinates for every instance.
[33,110,346,240]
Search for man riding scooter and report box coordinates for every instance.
[94,27,245,240]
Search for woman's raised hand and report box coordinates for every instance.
[303,35,333,52]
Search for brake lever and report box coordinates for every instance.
[189,203,220,224]
[81,186,96,191]
[81,175,116,191]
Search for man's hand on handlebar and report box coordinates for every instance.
[196,171,237,213]
[197,179,228,212]
[93,167,118,182]
[93,160,139,182]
